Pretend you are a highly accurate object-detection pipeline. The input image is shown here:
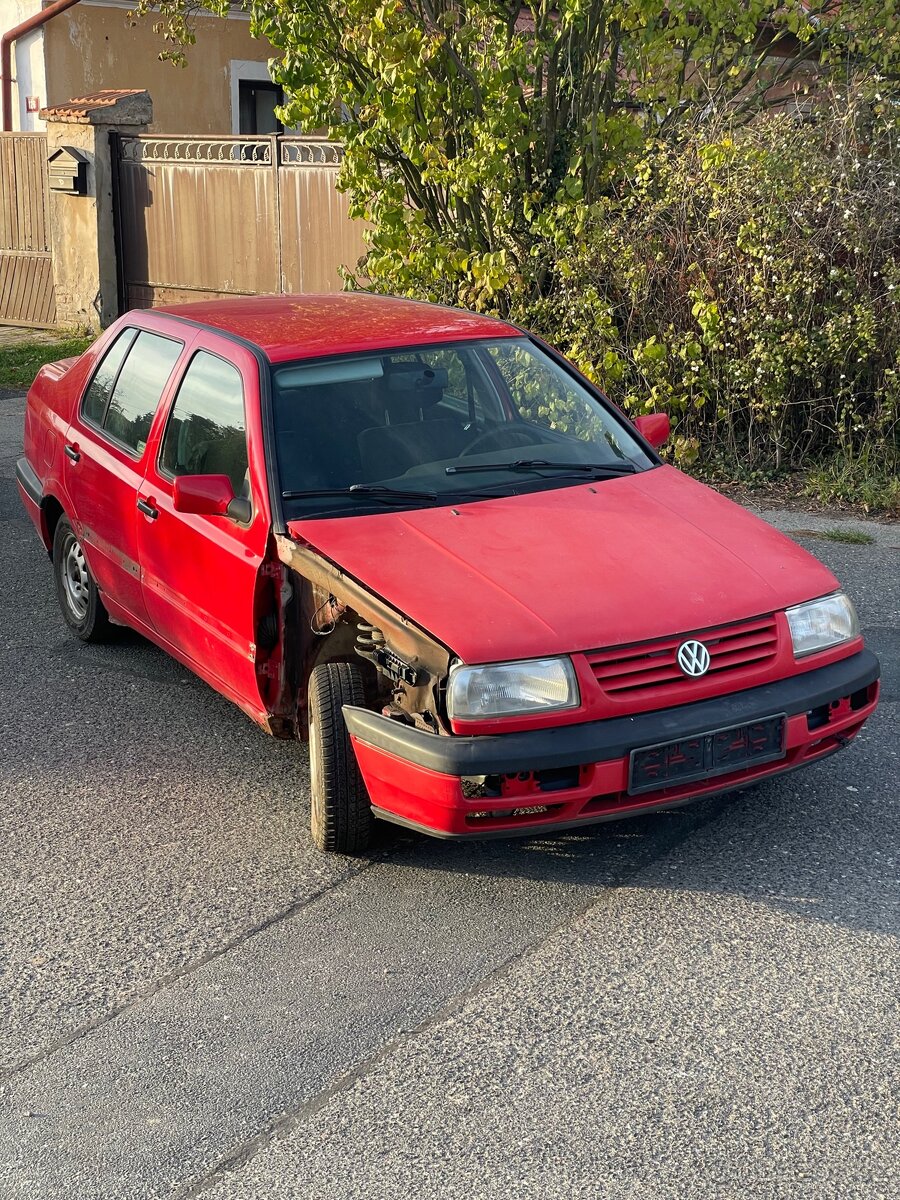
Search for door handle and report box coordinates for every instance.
[137,497,159,520]
[64,444,80,463]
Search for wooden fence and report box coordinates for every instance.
[0,133,57,328]
[114,136,368,310]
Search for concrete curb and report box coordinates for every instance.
[754,507,900,548]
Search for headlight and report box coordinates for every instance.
[786,592,859,657]
[446,656,580,721]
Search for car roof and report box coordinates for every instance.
[156,293,521,363]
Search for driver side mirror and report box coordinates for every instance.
[633,413,670,449]
[173,474,250,522]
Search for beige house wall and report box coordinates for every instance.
[42,4,275,135]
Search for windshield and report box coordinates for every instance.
[271,337,655,518]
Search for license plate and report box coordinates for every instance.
[628,714,786,796]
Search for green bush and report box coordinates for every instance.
[144,0,900,327]
[523,89,900,491]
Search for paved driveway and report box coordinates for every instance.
[1,390,897,1198]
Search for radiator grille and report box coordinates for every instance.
[587,615,779,696]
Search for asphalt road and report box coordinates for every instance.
[0,389,897,1198]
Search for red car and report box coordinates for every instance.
[17,295,880,853]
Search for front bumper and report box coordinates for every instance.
[343,649,881,838]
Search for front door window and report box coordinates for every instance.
[159,351,249,500]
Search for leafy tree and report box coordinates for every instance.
[135,0,900,312]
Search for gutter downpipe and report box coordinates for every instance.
[2,0,82,132]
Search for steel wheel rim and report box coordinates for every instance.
[62,533,90,621]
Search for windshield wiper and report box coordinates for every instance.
[282,484,439,503]
[445,459,638,477]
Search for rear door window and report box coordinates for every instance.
[81,329,137,427]
[82,329,183,456]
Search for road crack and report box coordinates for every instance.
[173,795,734,1199]
[0,859,377,1085]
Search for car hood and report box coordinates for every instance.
[287,465,839,663]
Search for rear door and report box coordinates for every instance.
[136,334,273,718]
[63,321,187,628]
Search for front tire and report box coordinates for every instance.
[308,662,372,854]
[52,515,111,642]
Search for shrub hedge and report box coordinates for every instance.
[520,90,899,502]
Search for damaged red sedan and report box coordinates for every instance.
[17,294,880,852]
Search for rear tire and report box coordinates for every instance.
[308,662,373,854]
[52,515,111,642]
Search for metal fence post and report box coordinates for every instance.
[272,133,284,294]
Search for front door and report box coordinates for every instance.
[63,325,187,629]
[136,336,272,718]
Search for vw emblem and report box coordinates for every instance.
[677,640,711,677]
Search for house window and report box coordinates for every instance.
[238,80,283,135]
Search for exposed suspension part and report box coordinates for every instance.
[356,623,421,686]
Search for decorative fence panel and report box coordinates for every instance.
[0,133,57,327]
[278,140,363,294]
[115,136,367,310]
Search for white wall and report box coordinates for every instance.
[0,0,48,130]
[229,58,275,134]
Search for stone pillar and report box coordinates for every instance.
[39,90,152,331]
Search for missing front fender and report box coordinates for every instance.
[275,533,451,733]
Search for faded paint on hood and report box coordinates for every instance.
[287,465,839,663]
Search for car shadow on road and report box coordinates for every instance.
[372,722,899,943]
[366,634,900,942]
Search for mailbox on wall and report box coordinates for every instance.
[48,147,89,195]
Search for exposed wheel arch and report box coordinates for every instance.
[40,495,64,557]
[305,622,381,733]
